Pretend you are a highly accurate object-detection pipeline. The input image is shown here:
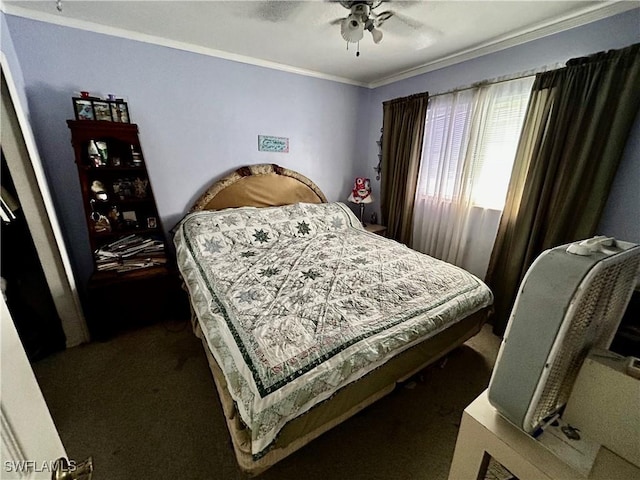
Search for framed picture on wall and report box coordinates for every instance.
[92,100,112,121]
[73,98,95,121]
[258,135,289,153]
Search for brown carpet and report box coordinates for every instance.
[32,320,501,480]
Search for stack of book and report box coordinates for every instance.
[95,234,166,272]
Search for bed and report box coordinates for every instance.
[174,164,493,475]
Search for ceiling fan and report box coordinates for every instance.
[332,1,391,44]
[330,0,422,55]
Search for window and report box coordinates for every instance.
[418,77,534,210]
[469,88,534,209]
[422,91,474,201]
[412,76,534,278]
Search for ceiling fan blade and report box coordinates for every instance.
[382,10,423,29]
[375,9,442,50]
[374,10,395,26]
[253,1,303,23]
[329,17,346,26]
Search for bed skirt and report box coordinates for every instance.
[195,308,489,475]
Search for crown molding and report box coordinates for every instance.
[2,1,636,90]
[1,3,368,88]
[368,1,639,88]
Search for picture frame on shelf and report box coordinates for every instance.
[112,178,134,200]
[147,217,157,229]
[122,210,138,228]
[73,98,95,121]
[109,101,130,123]
[109,102,120,123]
[93,100,112,121]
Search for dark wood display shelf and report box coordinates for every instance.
[80,165,145,172]
[89,264,173,286]
[68,120,188,339]
[86,265,188,340]
[93,227,160,240]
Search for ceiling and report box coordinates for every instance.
[4,1,637,87]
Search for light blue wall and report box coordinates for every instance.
[598,113,640,242]
[360,9,640,242]
[5,9,640,294]
[5,15,366,288]
[1,12,29,116]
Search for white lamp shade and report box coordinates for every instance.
[341,14,364,43]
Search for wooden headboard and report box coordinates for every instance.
[190,164,327,212]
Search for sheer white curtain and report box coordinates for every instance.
[411,77,534,278]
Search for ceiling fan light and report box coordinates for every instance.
[370,27,383,44]
[341,15,363,43]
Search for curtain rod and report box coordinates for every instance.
[428,70,538,99]
[427,60,566,99]
[383,91,429,105]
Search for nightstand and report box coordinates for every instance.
[364,223,387,237]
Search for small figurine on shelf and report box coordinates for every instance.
[107,206,120,227]
[89,199,111,233]
[133,177,149,198]
[90,180,108,202]
[371,212,378,225]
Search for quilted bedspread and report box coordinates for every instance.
[174,202,493,456]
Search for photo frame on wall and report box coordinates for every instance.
[73,98,95,121]
[258,135,289,153]
[92,100,112,121]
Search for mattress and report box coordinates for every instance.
[174,202,493,458]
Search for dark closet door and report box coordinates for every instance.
[1,153,65,360]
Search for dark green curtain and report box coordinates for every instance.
[381,92,429,244]
[487,43,640,336]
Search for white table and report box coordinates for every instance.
[448,390,639,480]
